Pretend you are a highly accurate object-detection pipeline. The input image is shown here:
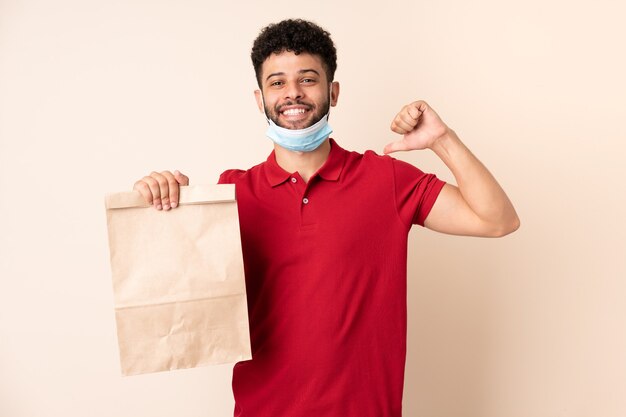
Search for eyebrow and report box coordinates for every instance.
[265,69,320,82]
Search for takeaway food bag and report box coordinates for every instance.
[105,184,252,376]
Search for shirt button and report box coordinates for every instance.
[302,197,309,204]
[291,177,297,183]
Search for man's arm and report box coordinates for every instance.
[384,100,520,237]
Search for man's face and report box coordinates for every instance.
[255,51,338,130]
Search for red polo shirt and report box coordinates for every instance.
[219,139,445,417]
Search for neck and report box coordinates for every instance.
[274,139,331,183]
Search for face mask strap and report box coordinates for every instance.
[260,92,271,124]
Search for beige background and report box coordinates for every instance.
[1,0,624,416]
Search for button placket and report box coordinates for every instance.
[289,173,308,222]
[299,177,318,227]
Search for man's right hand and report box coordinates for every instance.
[133,170,189,210]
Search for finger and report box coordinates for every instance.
[407,101,425,121]
[161,171,180,209]
[133,180,154,206]
[174,170,189,186]
[148,172,169,210]
[398,110,419,129]
[383,140,411,155]
[150,171,173,210]
[391,116,414,134]
[142,175,162,209]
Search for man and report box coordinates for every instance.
[134,19,519,417]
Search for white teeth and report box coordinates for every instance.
[283,108,306,116]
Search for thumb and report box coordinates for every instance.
[174,170,190,185]
[383,140,410,155]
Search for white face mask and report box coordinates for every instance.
[261,85,334,152]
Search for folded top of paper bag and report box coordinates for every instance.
[105,184,236,210]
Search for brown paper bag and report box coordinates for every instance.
[105,184,251,376]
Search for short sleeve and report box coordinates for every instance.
[392,158,446,227]
[218,169,246,184]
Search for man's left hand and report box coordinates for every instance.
[384,100,450,154]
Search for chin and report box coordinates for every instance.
[278,119,314,130]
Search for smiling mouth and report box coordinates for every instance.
[279,106,312,118]
[282,108,308,116]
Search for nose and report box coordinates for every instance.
[284,82,304,101]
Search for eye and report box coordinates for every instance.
[270,80,283,87]
[301,78,316,84]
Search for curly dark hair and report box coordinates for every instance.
[251,19,337,87]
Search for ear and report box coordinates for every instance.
[330,82,340,107]
[254,89,265,114]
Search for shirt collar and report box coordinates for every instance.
[264,138,347,187]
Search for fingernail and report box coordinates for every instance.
[156,203,162,210]
[163,203,170,210]
[171,202,178,208]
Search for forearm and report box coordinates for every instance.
[430,129,520,234]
